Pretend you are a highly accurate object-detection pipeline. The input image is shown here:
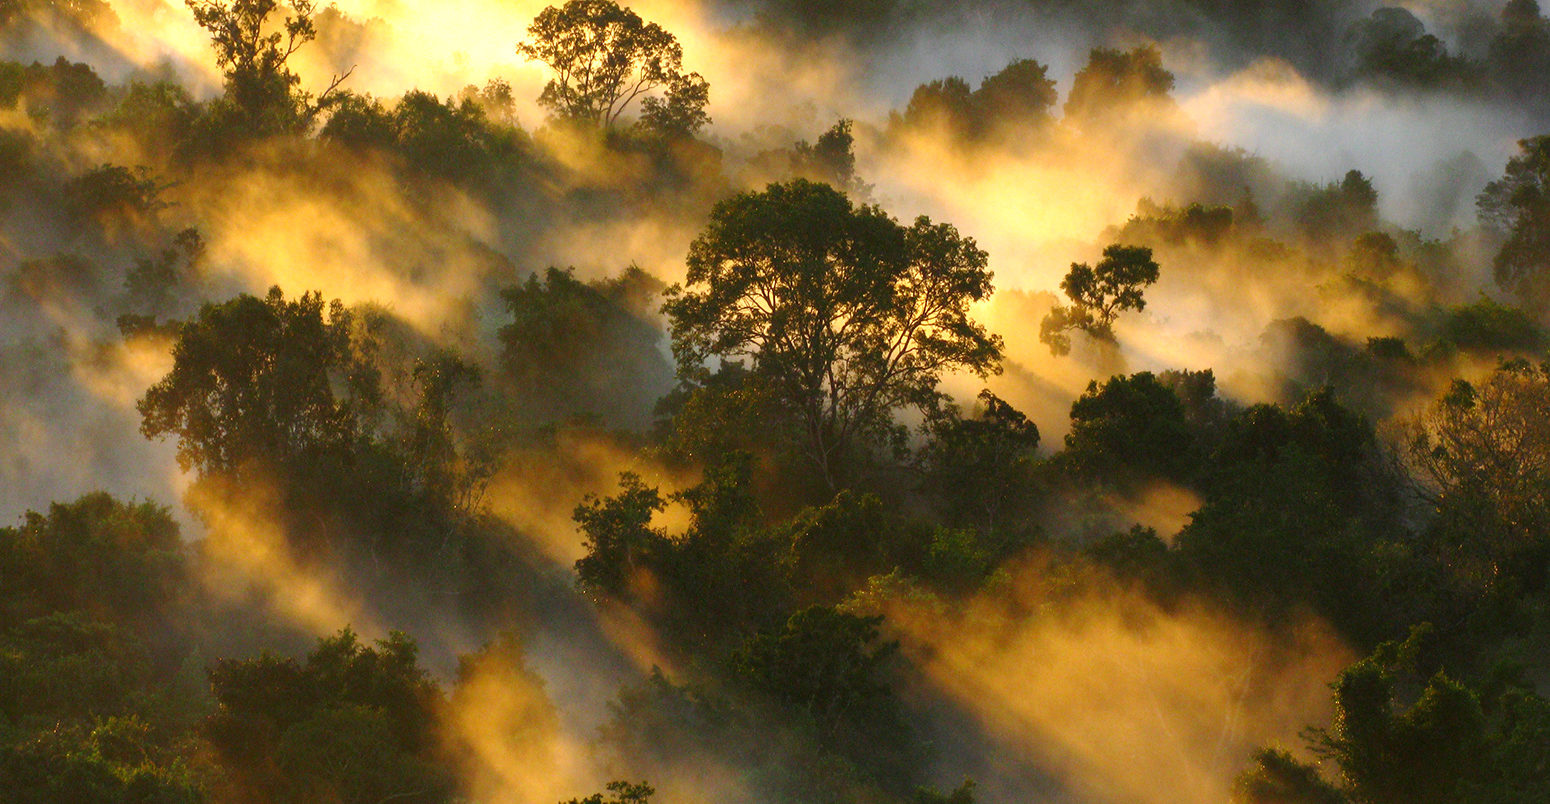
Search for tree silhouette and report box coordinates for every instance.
[1479,136,1550,310]
[561,781,655,804]
[1040,244,1160,355]
[663,179,1002,488]
[137,287,376,478]
[185,0,352,137]
[517,0,708,134]
[1063,46,1174,123]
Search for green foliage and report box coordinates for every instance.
[0,493,186,632]
[517,0,709,134]
[1366,335,1412,362]
[919,525,997,593]
[1294,170,1379,243]
[1347,231,1405,281]
[1063,46,1174,122]
[63,164,162,226]
[1083,525,1177,592]
[457,77,518,126]
[574,472,669,599]
[402,350,489,512]
[732,606,917,786]
[204,628,450,803]
[651,362,789,472]
[321,88,534,184]
[974,59,1058,129]
[1176,389,1398,638]
[1439,296,1543,353]
[318,90,394,148]
[1112,199,1237,248]
[0,56,106,127]
[1231,748,1346,804]
[1479,135,1550,310]
[1345,7,1476,90]
[392,90,511,178]
[1290,625,1550,803]
[902,76,973,134]
[138,287,376,477]
[1040,244,1160,354]
[1404,360,1550,587]
[664,179,1002,488]
[639,70,710,139]
[100,80,199,148]
[1062,372,1193,483]
[1257,314,1429,418]
[0,612,204,803]
[1159,367,1233,447]
[732,606,897,732]
[561,781,655,804]
[776,485,1003,597]
[0,493,204,802]
[136,290,509,593]
[498,266,672,427]
[575,457,791,649]
[185,0,350,140]
[900,58,1057,141]
[792,119,867,196]
[0,612,149,729]
[0,729,203,804]
[6,5,1550,800]
[784,490,897,600]
[1207,388,1381,523]
[919,390,1040,535]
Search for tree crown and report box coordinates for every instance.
[663,179,1002,487]
[518,0,709,134]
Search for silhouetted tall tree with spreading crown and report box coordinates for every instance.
[518,0,709,135]
[663,179,1002,489]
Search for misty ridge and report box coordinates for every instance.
[4,0,1550,802]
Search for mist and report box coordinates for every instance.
[4,0,1550,801]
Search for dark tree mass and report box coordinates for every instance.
[4,0,1550,802]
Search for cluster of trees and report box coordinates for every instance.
[742,0,1550,105]
[892,45,1173,146]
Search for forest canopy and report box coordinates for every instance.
[4,0,1550,802]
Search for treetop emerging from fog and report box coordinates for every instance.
[518,0,710,135]
[185,0,352,139]
[663,179,1003,489]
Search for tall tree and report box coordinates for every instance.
[1479,136,1550,310]
[919,390,1040,534]
[1403,360,1550,583]
[517,0,709,134]
[1489,0,1550,98]
[185,0,351,137]
[137,287,377,478]
[1039,244,1160,355]
[662,179,1002,489]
